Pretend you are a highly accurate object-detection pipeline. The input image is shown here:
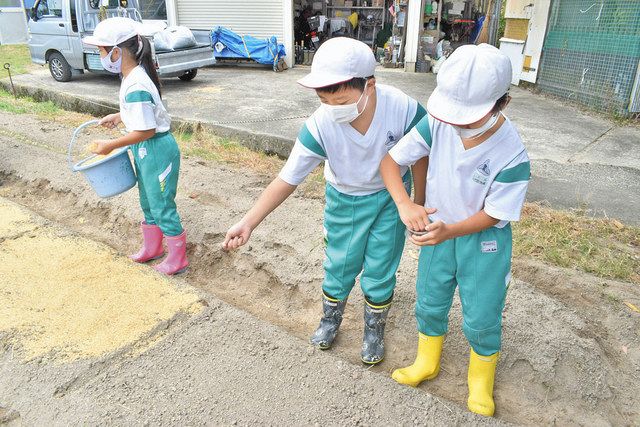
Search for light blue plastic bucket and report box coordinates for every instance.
[68,120,137,198]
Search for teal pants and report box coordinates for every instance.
[416,225,512,356]
[132,131,183,237]
[322,172,411,304]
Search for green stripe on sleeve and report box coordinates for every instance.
[405,102,427,134]
[413,115,432,147]
[297,123,326,157]
[495,161,531,183]
[125,90,155,105]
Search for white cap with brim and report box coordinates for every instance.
[427,43,512,125]
[82,17,141,47]
[298,37,377,89]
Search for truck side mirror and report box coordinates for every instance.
[31,7,39,21]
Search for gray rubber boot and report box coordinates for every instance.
[310,294,347,350]
[361,300,391,365]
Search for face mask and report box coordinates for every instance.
[322,88,369,124]
[454,112,501,140]
[101,47,122,74]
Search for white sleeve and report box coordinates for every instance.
[278,120,326,185]
[279,142,324,185]
[121,87,157,131]
[484,151,531,222]
[389,115,432,166]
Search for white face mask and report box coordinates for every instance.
[454,112,501,140]
[101,47,122,74]
[321,87,370,124]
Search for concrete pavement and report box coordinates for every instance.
[2,65,639,223]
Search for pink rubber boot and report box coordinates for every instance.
[153,231,189,275]
[130,222,164,263]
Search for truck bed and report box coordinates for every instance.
[155,44,216,76]
[154,42,211,54]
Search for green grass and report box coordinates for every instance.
[0,88,93,127]
[0,88,60,115]
[174,125,325,198]
[514,203,640,284]
[0,44,35,76]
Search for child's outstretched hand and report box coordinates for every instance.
[89,140,114,155]
[99,113,122,129]
[223,221,253,251]
[410,220,451,246]
[398,201,436,233]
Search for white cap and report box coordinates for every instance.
[298,37,377,89]
[82,17,141,47]
[427,43,512,125]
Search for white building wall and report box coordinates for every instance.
[164,0,293,67]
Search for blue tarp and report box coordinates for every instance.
[471,16,485,43]
[210,26,286,69]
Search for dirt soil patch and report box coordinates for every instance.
[0,110,639,425]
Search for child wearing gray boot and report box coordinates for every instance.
[223,38,428,364]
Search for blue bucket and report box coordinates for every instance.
[68,120,137,198]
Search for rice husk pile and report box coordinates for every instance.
[0,199,203,362]
[0,199,37,236]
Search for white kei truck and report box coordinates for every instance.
[27,0,215,82]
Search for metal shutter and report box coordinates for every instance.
[176,0,284,41]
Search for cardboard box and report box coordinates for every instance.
[344,1,354,7]
[313,1,323,10]
[334,0,345,6]
[372,0,385,7]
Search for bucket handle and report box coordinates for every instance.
[68,119,100,171]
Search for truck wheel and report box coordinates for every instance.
[49,52,73,82]
[178,69,197,81]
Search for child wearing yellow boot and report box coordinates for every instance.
[379,44,530,417]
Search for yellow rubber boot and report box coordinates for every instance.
[391,333,444,387]
[467,348,499,417]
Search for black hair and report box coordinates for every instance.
[316,76,375,94]
[113,35,162,97]
[491,93,510,113]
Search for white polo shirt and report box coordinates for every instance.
[119,66,171,133]
[389,114,530,228]
[279,84,426,196]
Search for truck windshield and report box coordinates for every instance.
[81,0,141,32]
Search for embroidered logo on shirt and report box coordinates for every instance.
[472,159,491,186]
[138,147,147,160]
[481,240,498,253]
[385,131,398,149]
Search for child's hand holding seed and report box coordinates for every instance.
[86,142,98,154]
[90,140,114,155]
